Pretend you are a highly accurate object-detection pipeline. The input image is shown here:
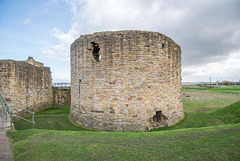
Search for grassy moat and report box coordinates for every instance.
[8,86,240,160]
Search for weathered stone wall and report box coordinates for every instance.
[53,87,71,107]
[70,30,184,131]
[0,57,53,115]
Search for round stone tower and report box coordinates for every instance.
[70,30,184,131]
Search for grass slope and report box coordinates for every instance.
[182,87,240,112]
[8,124,240,161]
[14,107,89,131]
[35,106,70,115]
[152,99,240,131]
[150,112,225,131]
[14,115,89,131]
[209,100,240,124]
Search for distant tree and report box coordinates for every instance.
[221,80,239,85]
[222,80,230,85]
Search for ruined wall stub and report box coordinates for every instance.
[70,30,184,131]
[0,57,53,115]
[53,87,71,107]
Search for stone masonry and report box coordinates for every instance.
[0,57,53,116]
[53,87,71,107]
[70,30,184,131]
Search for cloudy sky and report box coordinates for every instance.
[1,0,240,82]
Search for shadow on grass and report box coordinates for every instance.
[14,106,90,131]
[14,115,90,131]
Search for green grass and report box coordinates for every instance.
[8,124,240,161]
[35,106,70,115]
[150,112,225,131]
[150,86,240,131]
[182,86,240,112]
[14,115,89,131]
[152,99,240,131]
[209,100,240,124]
[183,86,240,94]
[14,106,89,131]
[173,112,224,129]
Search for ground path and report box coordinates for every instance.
[0,129,14,161]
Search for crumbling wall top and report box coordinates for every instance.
[26,56,44,67]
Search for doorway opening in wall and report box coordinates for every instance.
[90,42,101,62]
[153,110,162,123]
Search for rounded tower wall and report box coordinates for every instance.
[70,30,184,131]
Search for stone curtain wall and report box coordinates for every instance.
[0,58,53,114]
[70,30,184,131]
[53,87,71,107]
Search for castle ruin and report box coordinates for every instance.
[0,57,53,115]
[70,30,184,131]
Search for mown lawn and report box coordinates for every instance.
[151,100,240,131]
[152,87,240,131]
[14,115,89,131]
[8,124,240,161]
[182,86,240,112]
[209,100,240,124]
[14,107,89,131]
[35,106,70,115]
[182,86,240,94]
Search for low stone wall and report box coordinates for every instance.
[53,87,71,107]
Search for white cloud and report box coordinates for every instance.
[70,0,189,33]
[45,0,240,82]
[182,51,240,82]
[64,0,84,14]
[45,0,189,62]
[44,43,69,61]
[49,27,75,44]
